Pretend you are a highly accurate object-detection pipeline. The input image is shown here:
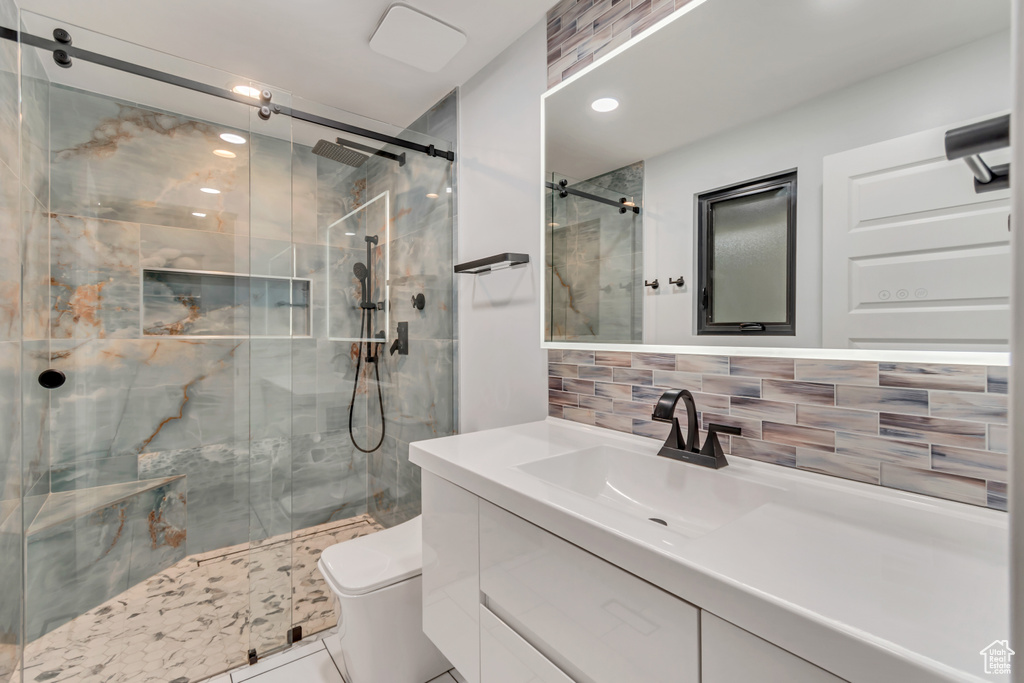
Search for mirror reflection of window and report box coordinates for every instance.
[697,171,797,336]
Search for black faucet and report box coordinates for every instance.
[651,389,740,469]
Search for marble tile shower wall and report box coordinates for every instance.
[548,350,1008,510]
[547,0,696,87]
[16,81,456,640]
[0,0,22,678]
[41,84,373,555]
[362,91,458,530]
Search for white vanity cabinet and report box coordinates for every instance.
[422,473,482,683]
[423,474,849,683]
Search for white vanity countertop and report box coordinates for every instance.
[410,418,1008,683]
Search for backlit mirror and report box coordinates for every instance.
[542,0,1012,353]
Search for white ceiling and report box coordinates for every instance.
[16,0,554,129]
[546,0,1011,180]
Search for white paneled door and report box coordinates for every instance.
[822,117,1011,350]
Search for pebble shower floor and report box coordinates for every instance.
[20,516,383,683]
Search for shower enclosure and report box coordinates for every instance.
[1,7,456,683]
[545,162,643,343]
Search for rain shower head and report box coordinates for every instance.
[312,139,370,168]
[353,262,368,281]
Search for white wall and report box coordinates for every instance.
[456,20,549,433]
[643,32,1011,347]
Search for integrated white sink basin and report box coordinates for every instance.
[412,420,1009,682]
[516,445,783,539]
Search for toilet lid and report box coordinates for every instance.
[319,515,423,596]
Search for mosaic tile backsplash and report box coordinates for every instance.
[548,349,1008,510]
[547,0,696,88]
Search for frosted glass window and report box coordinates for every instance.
[697,171,796,335]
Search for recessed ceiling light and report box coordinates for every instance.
[220,133,247,145]
[345,232,356,236]
[426,193,439,199]
[192,212,207,217]
[200,187,221,194]
[232,85,262,99]
[446,187,452,193]
[591,97,619,113]
[213,149,236,159]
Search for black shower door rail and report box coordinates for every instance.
[0,25,456,162]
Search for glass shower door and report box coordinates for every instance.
[17,12,269,681]
[11,11,458,680]
[547,170,643,343]
[245,83,298,659]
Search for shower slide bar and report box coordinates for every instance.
[945,114,1010,194]
[0,25,456,163]
[546,180,642,215]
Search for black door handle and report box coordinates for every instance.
[701,287,709,310]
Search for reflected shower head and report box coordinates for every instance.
[353,262,368,281]
[312,139,369,168]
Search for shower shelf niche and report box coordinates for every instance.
[142,268,312,338]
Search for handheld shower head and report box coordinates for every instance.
[354,262,371,306]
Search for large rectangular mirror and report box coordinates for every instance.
[542,0,1012,356]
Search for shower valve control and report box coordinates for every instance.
[390,322,409,356]
[412,293,425,310]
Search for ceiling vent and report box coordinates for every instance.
[369,4,467,73]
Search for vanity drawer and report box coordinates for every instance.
[702,612,847,683]
[479,501,700,683]
[481,606,575,683]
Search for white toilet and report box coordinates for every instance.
[318,515,451,683]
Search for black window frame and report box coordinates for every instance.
[696,169,798,336]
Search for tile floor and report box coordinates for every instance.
[21,515,383,683]
[200,631,465,683]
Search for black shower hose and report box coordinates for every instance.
[348,305,386,453]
